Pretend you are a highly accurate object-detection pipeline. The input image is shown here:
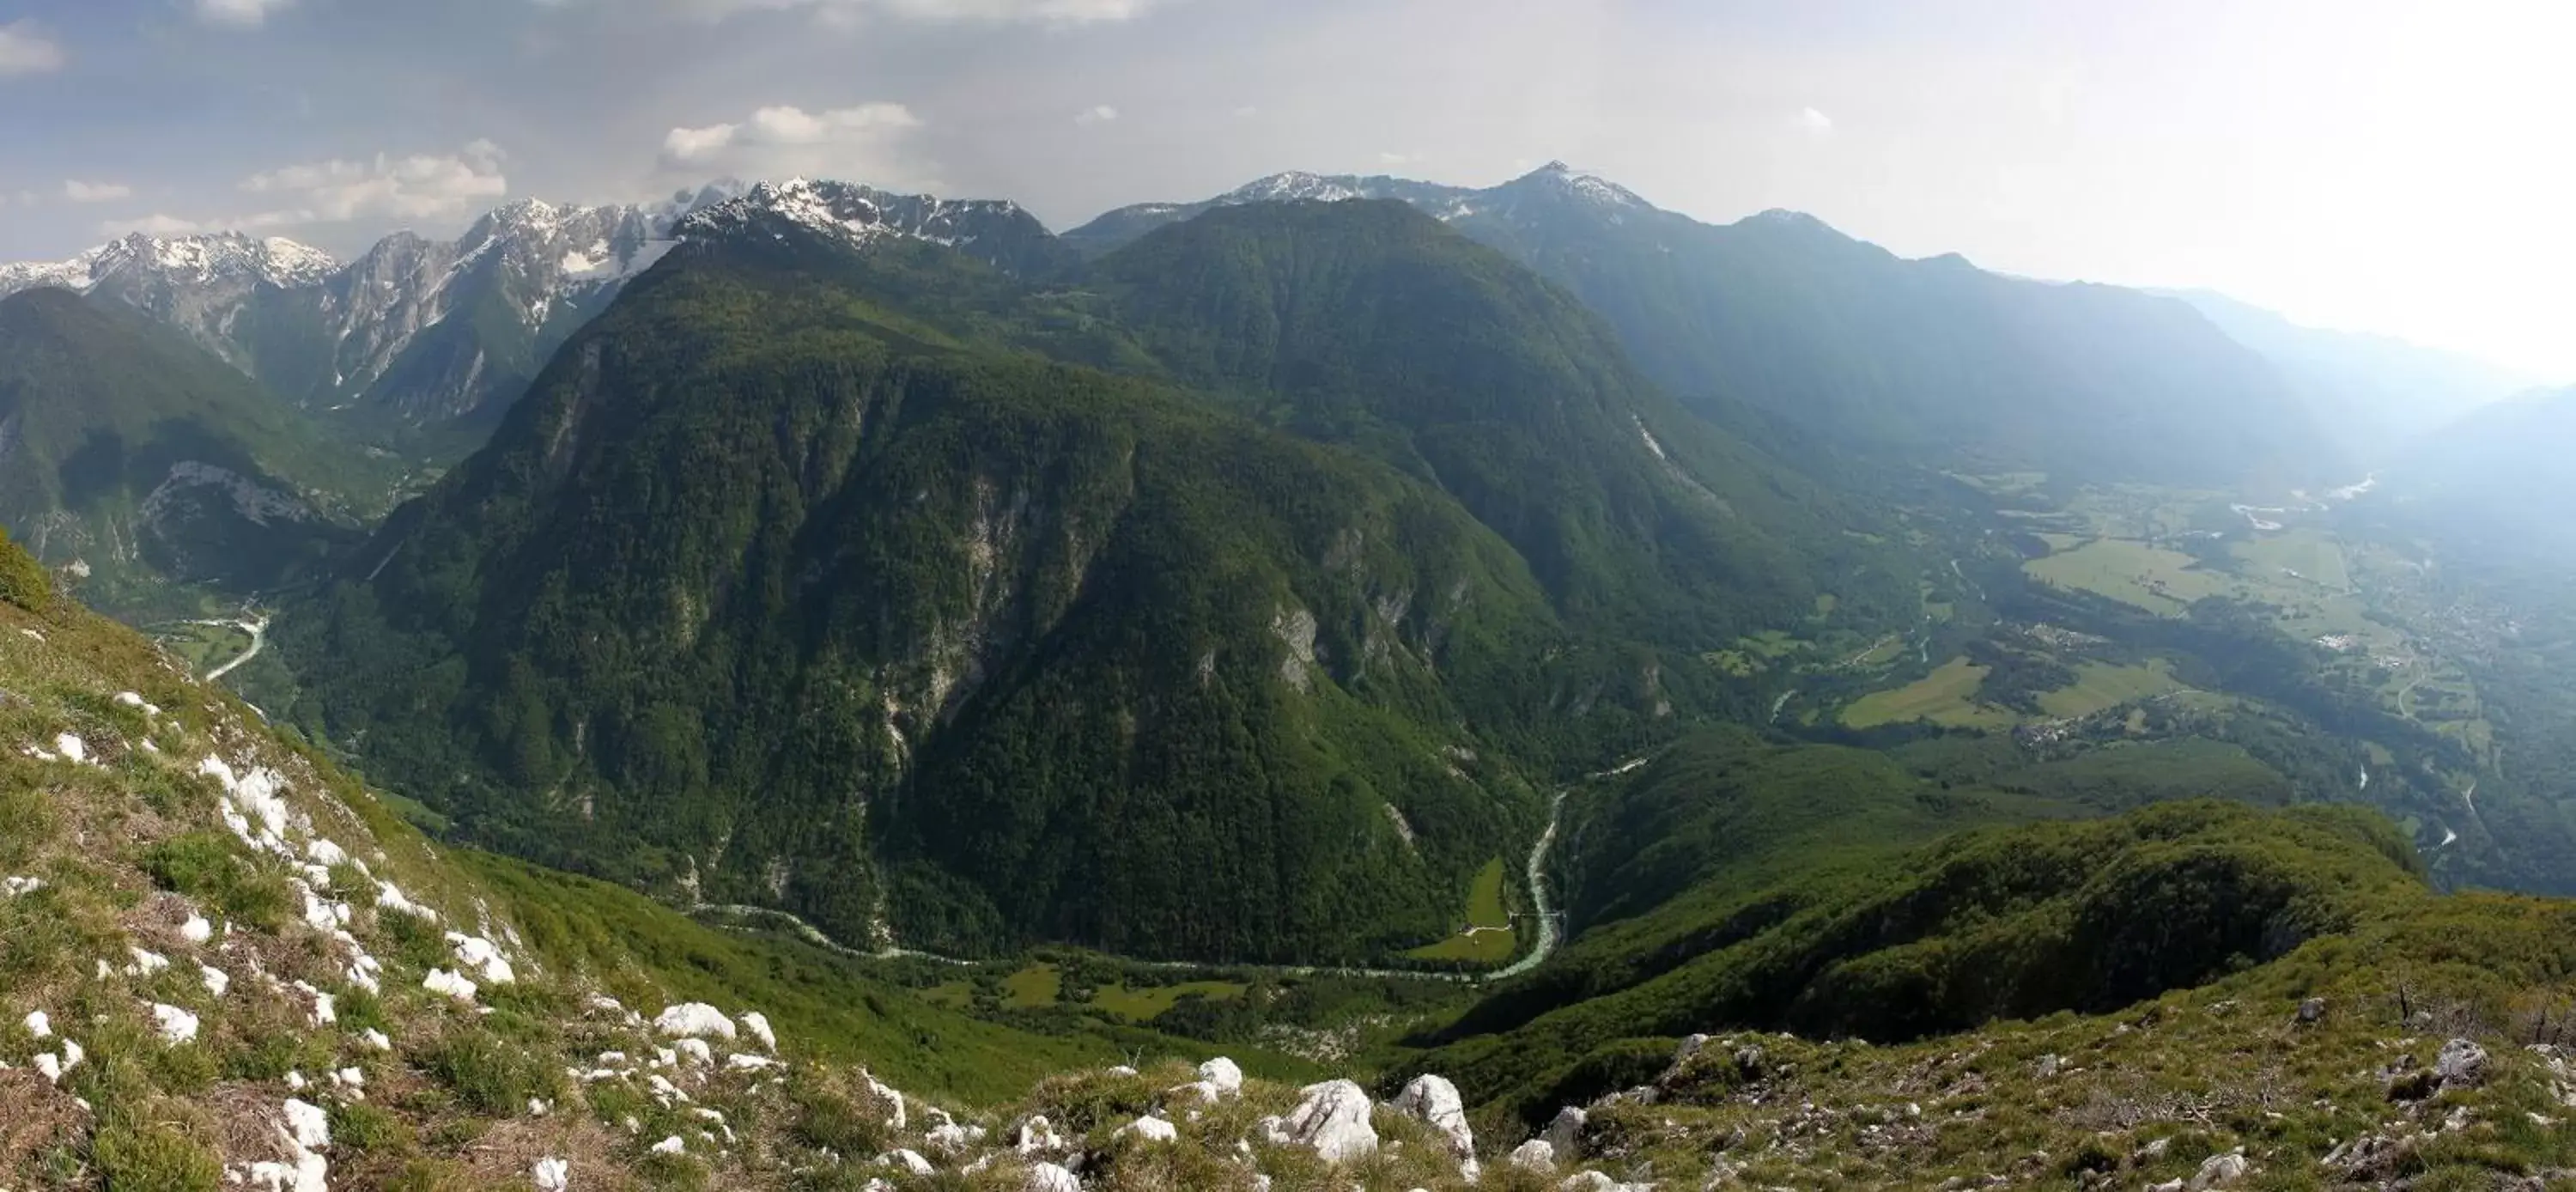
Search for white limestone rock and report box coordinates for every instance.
[1199,1055,1244,1094]
[1118,1114,1178,1144]
[422,968,478,1002]
[1263,1079,1377,1163]
[283,1098,331,1150]
[655,1002,738,1040]
[151,1003,201,1044]
[1016,1115,1067,1154]
[1392,1073,1477,1179]
[445,932,517,984]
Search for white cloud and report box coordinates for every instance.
[62,179,133,204]
[658,102,933,187]
[100,213,217,237]
[547,0,1157,24]
[196,0,295,27]
[0,21,65,75]
[1073,104,1117,127]
[239,139,509,222]
[1799,106,1835,135]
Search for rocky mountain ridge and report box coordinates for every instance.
[0,178,1064,441]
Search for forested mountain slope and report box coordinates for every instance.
[265,195,1927,965]
[1095,200,1909,651]
[273,230,1583,964]
[0,289,405,616]
[1074,165,2339,486]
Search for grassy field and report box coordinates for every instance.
[1405,857,1517,964]
[2035,660,2186,719]
[2233,528,2351,590]
[1841,657,2015,729]
[1849,635,1908,668]
[2023,538,2231,615]
[148,620,251,672]
[1704,630,1809,678]
[1004,962,1063,1007]
[1091,979,1251,1019]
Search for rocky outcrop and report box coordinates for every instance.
[1392,1073,1478,1180]
[1261,1079,1378,1163]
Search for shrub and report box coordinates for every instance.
[330,1101,411,1155]
[139,833,292,931]
[787,1070,893,1156]
[92,1124,221,1192]
[422,1029,562,1116]
[0,527,51,613]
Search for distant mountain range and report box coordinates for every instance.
[0,179,1065,453]
[2372,383,2576,563]
[2157,289,2534,465]
[1074,163,2348,488]
[7,162,2522,490]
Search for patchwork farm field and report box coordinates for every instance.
[1841,657,2014,729]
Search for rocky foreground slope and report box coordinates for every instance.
[3,525,2575,1190]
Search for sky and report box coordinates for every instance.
[1,0,2570,380]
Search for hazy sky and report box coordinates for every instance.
[2,0,2570,378]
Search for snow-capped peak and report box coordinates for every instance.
[1220,172,1387,204]
[1743,208,1832,231]
[1506,161,1646,209]
[677,178,1026,252]
[0,232,337,299]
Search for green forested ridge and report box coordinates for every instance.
[1465,204,2343,487]
[0,289,406,616]
[275,238,1614,964]
[1072,167,2342,487]
[1412,792,2438,1126]
[1096,200,1912,653]
[266,199,1930,964]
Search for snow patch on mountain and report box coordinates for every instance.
[0,233,337,300]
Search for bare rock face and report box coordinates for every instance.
[1392,1073,1477,1180]
[2187,1150,2250,1189]
[1259,1079,1377,1163]
[1542,1104,1588,1156]
[1508,1139,1555,1171]
[2437,1038,2490,1090]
